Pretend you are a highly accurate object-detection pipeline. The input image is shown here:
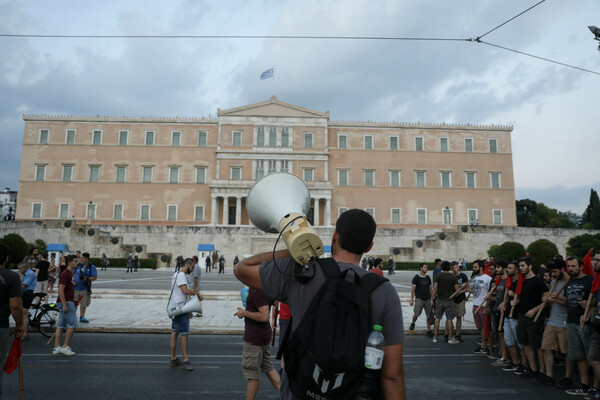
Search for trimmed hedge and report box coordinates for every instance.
[89,258,157,269]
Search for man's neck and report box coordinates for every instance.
[332,250,361,266]
[574,272,586,280]
[419,271,426,277]
[525,270,535,279]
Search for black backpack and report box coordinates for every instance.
[281,258,387,400]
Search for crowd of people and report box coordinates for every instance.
[408,250,600,399]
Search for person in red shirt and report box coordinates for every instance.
[371,258,385,277]
[52,254,79,356]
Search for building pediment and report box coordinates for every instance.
[218,96,329,119]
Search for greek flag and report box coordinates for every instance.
[260,68,274,80]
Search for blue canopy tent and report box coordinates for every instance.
[197,244,215,260]
[46,243,70,267]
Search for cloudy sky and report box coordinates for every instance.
[1,0,598,213]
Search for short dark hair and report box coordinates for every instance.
[373,258,383,268]
[548,259,566,270]
[65,254,78,264]
[29,247,37,255]
[441,261,451,271]
[495,260,507,269]
[566,256,584,267]
[519,257,534,267]
[184,258,195,267]
[434,258,442,264]
[473,260,483,268]
[0,243,9,264]
[82,252,90,259]
[335,209,376,255]
[418,263,428,270]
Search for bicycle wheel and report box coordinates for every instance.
[38,309,59,338]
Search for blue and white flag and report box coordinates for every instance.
[260,68,274,80]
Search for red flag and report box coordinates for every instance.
[483,260,494,277]
[515,273,525,295]
[592,272,600,294]
[583,249,594,276]
[506,276,512,289]
[494,277,502,287]
[3,337,22,374]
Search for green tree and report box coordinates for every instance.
[527,239,559,267]
[33,239,47,254]
[566,233,600,257]
[516,199,537,227]
[488,241,527,261]
[516,198,579,229]
[0,233,29,264]
[582,189,600,229]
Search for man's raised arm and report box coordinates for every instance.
[233,250,291,289]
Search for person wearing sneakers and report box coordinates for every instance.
[409,263,433,335]
[469,260,492,355]
[500,261,524,373]
[74,252,97,324]
[452,261,469,343]
[53,254,80,356]
[583,250,600,400]
[431,261,460,344]
[169,258,200,371]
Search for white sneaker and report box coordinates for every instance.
[432,338,438,343]
[60,346,76,356]
[448,338,460,344]
[52,346,62,355]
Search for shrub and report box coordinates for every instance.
[0,233,29,264]
[488,241,526,262]
[527,239,559,267]
[567,233,600,257]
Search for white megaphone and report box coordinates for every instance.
[168,295,203,319]
[246,173,324,266]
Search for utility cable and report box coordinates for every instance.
[473,0,546,42]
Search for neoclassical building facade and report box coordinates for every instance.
[17,97,517,228]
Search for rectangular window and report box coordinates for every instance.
[89,166,100,182]
[231,167,242,180]
[417,208,427,224]
[142,166,153,183]
[468,209,478,224]
[391,208,401,224]
[490,172,501,189]
[280,160,289,173]
[62,165,73,182]
[198,131,207,147]
[338,169,348,186]
[415,136,424,151]
[338,134,347,149]
[365,208,375,218]
[92,130,102,145]
[66,130,76,144]
[390,136,399,151]
[119,130,128,145]
[416,171,426,187]
[465,138,473,152]
[35,165,46,181]
[87,203,96,219]
[338,207,348,217]
[169,167,180,184]
[493,210,503,225]
[113,204,123,220]
[440,137,449,152]
[140,205,150,220]
[32,203,42,218]
[364,170,374,187]
[281,127,290,147]
[466,172,476,188]
[171,131,181,146]
[195,167,206,184]
[304,133,313,148]
[303,168,314,182]
[39,129,49,144]
[441,171,451,188]
[364,135,373,150]
[232,131,242,147]
[257,127,265,147]
[59,203,69,219]
[269,127,277,147]
[194,205,205,221]
[116,166,126,183]
[489,139,498,153]
[167,205,177,221]
[268,160,277,174]
[443,208,453,224]
[145,131,155,146]
[390,171,400,187]
[256,161,264,180]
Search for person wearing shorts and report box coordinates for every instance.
[469,260,491,354]
[409,263,433,334]
[500,261,523,372]
[235,287,280,399]
[452,261,468,342]
[586,251,600,398]
[53,254,80,356]
[168,258,201,371]
[431,261,459,344]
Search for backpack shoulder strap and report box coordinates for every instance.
[360,272,388,294]
[318,258,342,279]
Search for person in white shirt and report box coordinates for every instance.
[469,260,492,354]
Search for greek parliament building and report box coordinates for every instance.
[16,97,517,234]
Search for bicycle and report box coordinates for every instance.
[27,292,59,338]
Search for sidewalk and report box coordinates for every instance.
[56,289,480,335]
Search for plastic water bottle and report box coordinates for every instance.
[358,324,384,400]
[240,287,249,308]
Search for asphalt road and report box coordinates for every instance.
[90,268,415,293]
[2,333,570,400]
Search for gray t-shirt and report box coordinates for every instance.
[260,257,404,400]
[189,264,201,290]
[547,278,569,328]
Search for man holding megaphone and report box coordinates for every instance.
[168,258,202,371]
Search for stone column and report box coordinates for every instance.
[325,198,331,226]
[211,196,218,225]
[222,196,229,225]
[236,197,242,225]
[313,198,320,226]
